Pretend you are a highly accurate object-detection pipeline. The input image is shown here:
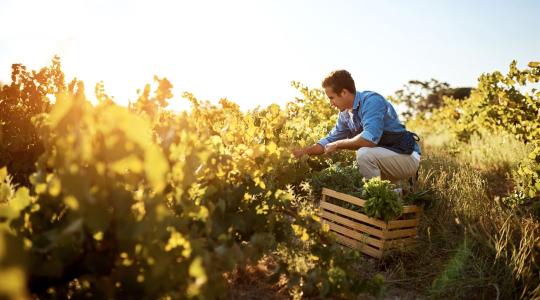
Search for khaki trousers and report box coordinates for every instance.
[356,147,420,183]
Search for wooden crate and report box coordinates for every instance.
[319,188,422,259]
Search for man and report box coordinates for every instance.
[292,70,421,184]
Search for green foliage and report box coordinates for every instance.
[0,60,382,299]
[403,189,435,207]
[457,61,540,199]
[411,60,540,202]
[0,167,16,204]
[0,230,28,300]
[362,178,403,221]
[516,144,540,198]
[129,75,174,123]
[309,163,364,199]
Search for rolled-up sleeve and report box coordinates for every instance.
[317,113,350,147]
[359,94,385,144]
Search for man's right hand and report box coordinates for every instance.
[292,148,305,159]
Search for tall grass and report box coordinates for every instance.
[380,127,539,298]
[459,132,533,173]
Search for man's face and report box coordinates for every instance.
[325,87,347,111]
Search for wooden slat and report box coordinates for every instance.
[402,205,421,213]
[320,210,385,238]
[385,228,417,239]
[387,218,419,230]
[335,234,382,258]
[320,201,387,229]
[322,188,366,207]
[322,220,384,249]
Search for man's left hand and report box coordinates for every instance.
[324,143,338,155]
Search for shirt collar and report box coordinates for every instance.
[353,91,362,110]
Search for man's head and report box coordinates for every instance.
[322,70,356,111]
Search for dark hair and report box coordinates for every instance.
[322,70,356,95]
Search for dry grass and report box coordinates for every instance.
[225,256,289,300]
[372,134,539,299]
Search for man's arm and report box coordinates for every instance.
[293,111,351,158]
[335,134,377,149]
[324,134,376,154]
[294,134,377,157]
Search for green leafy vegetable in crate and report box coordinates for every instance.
[362,178,403,221]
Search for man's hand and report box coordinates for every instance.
[324,142,339,155]
[292,144,325,159]
[292,148,306,159]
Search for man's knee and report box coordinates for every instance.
[356,147,381,179]
[356,147,377,163]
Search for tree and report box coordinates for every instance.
[390,79,471,119]
[0,56,66,186]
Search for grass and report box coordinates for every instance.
[374,150,506,299]
[371,128,540,299]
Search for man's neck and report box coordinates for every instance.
[345,92,355,110]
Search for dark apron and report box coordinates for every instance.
[347,110,419,155]
[378,131,420,155]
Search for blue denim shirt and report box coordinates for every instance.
[318,91,421,154]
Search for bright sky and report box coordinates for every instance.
[1,0,539,111]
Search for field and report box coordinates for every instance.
[0,59,539,299]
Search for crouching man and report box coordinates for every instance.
[292,70,421,184]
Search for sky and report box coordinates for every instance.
[0,0,539,111]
